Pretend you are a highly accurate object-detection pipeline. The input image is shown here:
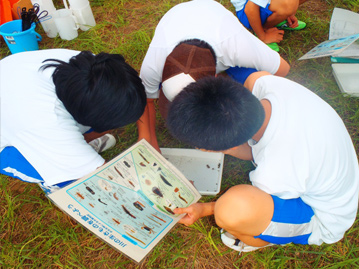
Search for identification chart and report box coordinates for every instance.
[48,139,201,263]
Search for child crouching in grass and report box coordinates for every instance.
[168,72,359,252]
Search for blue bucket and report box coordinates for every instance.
[0,20,42,54]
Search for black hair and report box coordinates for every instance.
[177,39,216,63]
[40,51,146,132]
[167,76,265,151]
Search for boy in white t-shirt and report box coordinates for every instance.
[231,0,307,51]
[137,0,290,152]
[166,72,359,251]
[0,49,146,193]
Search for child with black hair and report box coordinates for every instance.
[231,0,308,51]
[167,73,359,252]
[0,49,146,194]
[137,0,290,152]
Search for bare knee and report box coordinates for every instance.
[214,185,273,236]
[270,0,299,17]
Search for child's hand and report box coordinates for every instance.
[287,15,299,28]
[263,28,284,44]
[174,203,212,226]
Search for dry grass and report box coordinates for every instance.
[1,0,359,268]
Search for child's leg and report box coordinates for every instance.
[236,0,273,30]
[214,184,274,247]
[264,0,300,29]
[215,184,316,247]
[0,146,75,193]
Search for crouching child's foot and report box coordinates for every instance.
[220,229,274,253]
[276,20,306,31]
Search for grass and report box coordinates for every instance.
[1,0,359,268]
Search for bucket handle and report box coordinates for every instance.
[34,31,42,42]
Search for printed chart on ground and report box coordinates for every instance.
[48,139,201,263]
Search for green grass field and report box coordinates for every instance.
[1,0,359,268]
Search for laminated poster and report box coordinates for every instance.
[48,139,202,263]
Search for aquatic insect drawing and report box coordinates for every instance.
[125,232,146,245]
[123,161,131,168]
[133,201,144,211]
[163,205,175,215]
[86,186,95,195]
[139,152,149,164]
[122,205,136,219]
[206,164,210,168]
[139,162,146,167]
[141,223,154,234]
[128,180,135,188]
[145,179,152,186]
[178,193,188,204]
[160,174,172,187]
[108,175,113,180]
[112,218,121,225]
[89,203,95,208]
[174,187,179,193]
[153,162,157,167]
[98,198,107,205]
[152,187,163,198]
[76,192,85,200]
[147,216,161,225]
[136,201,145,208]
[151,213,166,223]
[113,193,119,200]
[114,166,124,178]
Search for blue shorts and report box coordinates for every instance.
[226,67,257,85]
[254,195,316,245]
[236,0,273,30]
[0,146,75,193]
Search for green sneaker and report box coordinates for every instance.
[277,20,306,30]
[267,42,279,52]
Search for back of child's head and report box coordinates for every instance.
[167,76,264,151]
[41,51,146,132]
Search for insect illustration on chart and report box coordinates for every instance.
[125,232,146,245]
[147,215,162,225]
[163,205,175,215]
[152,186,163,198]
[85,186,95,195]
[114,166,124,178]
[133,201,144,211]
[138,152,150,164]
[122,205,136,219]
[98,198,107,205]
[151,213,166,223]
[141,223,155,234]
[123,161,131,168]
[112,218,121,225]
[76,192,85,200]
[178,193,188,204]
[160,174,172,187]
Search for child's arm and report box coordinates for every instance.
[136,99,160,152]
[174,202,216,226]
[245,1,284,44]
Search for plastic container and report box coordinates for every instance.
[160,148,224,195]
[53,8,78,40]
[71,3,96,31]
[30,0,58,38]
[0,19,42,54]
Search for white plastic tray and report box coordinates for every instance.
[160,148,224,195]
[332,63,359,97]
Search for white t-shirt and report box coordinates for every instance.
[231,0,271,11]
[140,0,280,99]
[249,75,359,245]
[0,49,105,186]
